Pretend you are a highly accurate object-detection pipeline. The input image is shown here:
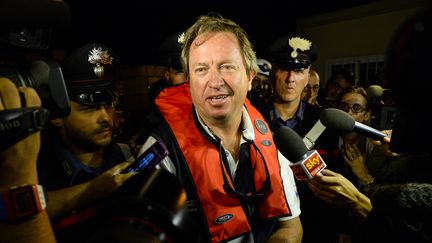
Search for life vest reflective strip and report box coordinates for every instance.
[156,83,291,242]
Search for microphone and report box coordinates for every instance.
[274,126,326,181]
[320,108,387,141]
[366,85,387,128]
[366,85,385,99]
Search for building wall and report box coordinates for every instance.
[120,64,165,113]
[114,64,165,140]
[296,0,430,85]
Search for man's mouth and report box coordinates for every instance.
[210,95,228,101]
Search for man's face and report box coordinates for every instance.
[327,76,351,100]
[272,67,309,104]
[188,31,253,125]
[302,71,320,103]
[59,101,114,150]
[253,73,269,91]
[166,67,186,85]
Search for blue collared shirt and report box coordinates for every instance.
[270,101,307,130]
[38,135,131,191]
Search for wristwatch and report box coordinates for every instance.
[0,184,47,222]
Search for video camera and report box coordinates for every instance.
[54,168,205,243]
[0,0,71,149]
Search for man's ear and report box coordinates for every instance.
[164,69,170,81]
[50,118,63,127]
[248,70,257,91]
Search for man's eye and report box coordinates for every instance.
[80,106,98,112]
[221,64,236,71]
[293,69,306,73]
[195,67,207,75]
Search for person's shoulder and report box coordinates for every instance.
[148,78,171,101]
[255,99,273,120]
[305,102,323,113]
[302,103,321,123]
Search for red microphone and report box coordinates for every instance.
[273,126,327,181]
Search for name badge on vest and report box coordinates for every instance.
[255,119,268,135]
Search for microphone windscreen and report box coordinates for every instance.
[320,108,355,132]
[273,127,307,162]
[367,85,384,98]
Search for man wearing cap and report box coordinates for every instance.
[259,36,339,151]
[258,36,344,243]
[249,58,272,110]
[134,31,188,154]
[37,43,135,242]
[259,36,321,134]
[148,31,186,101]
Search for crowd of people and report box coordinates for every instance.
[1,1,432,243]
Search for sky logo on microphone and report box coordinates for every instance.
[304,151,326,177]
[290,150,326,181]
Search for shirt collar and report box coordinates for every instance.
[54,137,116,181]
[194,105,255,144]
[270,101,306,128]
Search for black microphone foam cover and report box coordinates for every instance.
[273,127,308,162]
[320,108,355,132]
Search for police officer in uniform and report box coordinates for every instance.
[37,43,135,243]
[258,35,346,243]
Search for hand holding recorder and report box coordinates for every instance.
[122,140,168,173]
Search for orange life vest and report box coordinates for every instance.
[156,83,291,242]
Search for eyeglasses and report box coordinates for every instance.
[338,103,366,113]
[218,140,271,202]
[304,85,319,92]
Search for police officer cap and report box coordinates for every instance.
[269,35,318,70]
[61,43,118,106]
[159,31,184,71]
[257,59,272,76]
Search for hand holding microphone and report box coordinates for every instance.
[320,108,390,142]
[308,169,371,222]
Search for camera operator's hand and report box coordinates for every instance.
[0,77,42,188]
[0,77,56,243]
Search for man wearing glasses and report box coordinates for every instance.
[37,43,136,243]
[301,68,321,107]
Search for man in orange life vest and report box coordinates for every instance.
[138,15,302,242]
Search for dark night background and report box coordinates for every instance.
[50,0,375,66]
